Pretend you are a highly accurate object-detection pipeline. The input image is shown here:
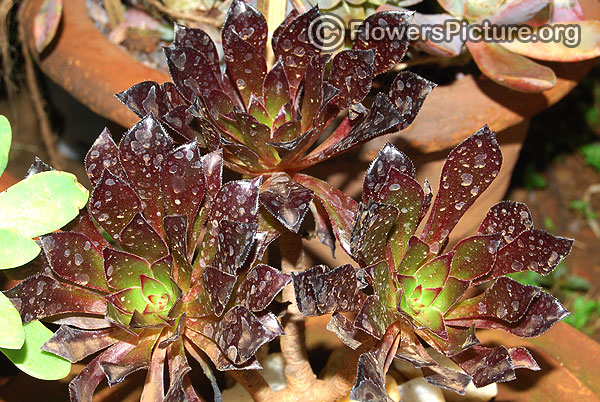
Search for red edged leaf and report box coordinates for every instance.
[353,11,412,75]
[309,200,336,256]
[388,71,436,130]
[90,169,143,241]
[430,276,469,314]
[115,81,186,119]
[100,332,160,385]
[272,10,299,49]
[450,234,500,281]
[234,112,278,164]
[42,232,110,292]
[327,312,370,349]
[552,0,584,21]
[163,215,192,291]
[203,266,237,316]
[291,265,328,316]
[6,275,106,323]
[412,12,464,57]
[85,128,126,186]
[446,277,539,323]
[414,254,452,288]
[211,177,261,224]
[477,201,533,247]
[328,49,375,109]
[351,201,398,266]
[65,210,111,251]
[367,262,398,309]
[214,306,281,364]
[355,295,397,339]
[214,220,257,274]
[68,341,136,402]
[452,345,516,387]
[104,248,152,289]
[248,95,271,126]
[160,141,205,223]
[174,24,221,79]
[161,105,198,143]
[351,351,394,402]
[259,173,314,233]
[363,143,415,203]
[467,40,556,93]
[42,326,125,363]
[223,30,267,105]
[300,54,330,131]
[310,264,364,315]
[119,213,169,264]
[293,174,358,255]
[222,0,268,53]
[421,126,503,250]
[164,46,222,101]
[273,7,321,97]
[508,347,540,371]
[396,236,431,276]
[201,149,223,205]
[165,339,193,400]
[420,325,479,357]
[236,264,290,312]
[105,287,147,315]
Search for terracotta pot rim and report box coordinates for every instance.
[23,0,599,153]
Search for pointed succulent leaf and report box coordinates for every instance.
[160,141,205,222]
[163,215,192,291]
[119,213,169,263]
[211,177,261,224]
[353,11,412,75]
[328,312,370,349]
[367,262,397,309]
[467,41,556,93]
[414,307,447,339]
[481,229,573,280]
[450,234,500,280]
[300,54,330,131]
[477,201,533,247]
[291,265,328,316]
[174,24,221,79]
[309,200,336,256]
[100,332,159,385]
[430,277,469,314]
[248,95,271,126]
[26,156,53,177]
[293,174,358,255]
[388,72,436,130]
[309,264,364,315]
[41,326,124,363]
[273,7,321,96]
[500,21,600,62]
[115,81,186,119]
[103,248,152,289]
[236,264,290,312]
[414,254,452,288]
[223,29,267,105]
[260,173,314,233]
[201,149,223,205]
[42,232,109,292]
[412,12,464,57]
[203,266,237,316]
[6,274,106,323]
[222,0,268,53]
[272,10,299,49]
[234,113,278,164]
[355,295,397,339]
[65,209,110,251]
[328,49,375,108]
[106,287,147,314]
[165,46,222,101]
[396,236,431,276]
[351,201,398,266]
[89,169,142,240]
[421,126,502,250]
[214,306,281,365]
[1,320,71,380]
[351,351,394,402]
[452,345,516,388]
[421,325,480,357]
[0,171,88,239]
[363,143,415,203]
[214,220,257,274]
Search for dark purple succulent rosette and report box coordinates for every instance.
[292,126,572,400]
[4,115,290,401]
[114,0,435,238]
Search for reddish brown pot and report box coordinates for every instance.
[21,0,599,255]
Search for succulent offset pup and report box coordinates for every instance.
[5,116,291,401]
[293,126,572,401]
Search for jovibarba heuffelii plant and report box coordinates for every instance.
[292,126,572,401]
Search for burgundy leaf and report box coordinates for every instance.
[272,10,299,49]
[449,234,500,281]
[300,54,330,131]
[203,266,237,316]
[309,264,363,315]
[103,248,152,289]
[174,24,221,80]
[214,220,257,274]
[293,174,358,255]
[509,347,540,371]
[291,265,328,316]
[42,232,109,292]
[211,177,261,224]
[327,312,370,349]
[6,274,107,323]
[421,126,502,250]
[222,0,268,53]
[355,295,397,339]
[68,341,136,402]
[351,351,394,402]
[328,49,375,109]
[273,6,321,97]
[421,325,479,357]
[65,209,110,251]
[162,105,198,142]
[234,113,278,164]
[119,213,169,263]
[453,345,516,387]
[259,173,314,233]
[100,333,159,385]
[42,326,125,363]
[201,149,223,205]
[160,141,205,223]
[480,229,573,280]
[351,201,398,266]
[164,46,222,101]
[85,128,126,186]
[223,29,267,105]
[26,156,53,177]
[366,262,397,310]
[477,201,533,247]
[115,81,186,119]
[140,340,166,401]
[353,11,412,75]
[363,143,415,204]
[214,306,280,365]
[388,71,436,130]
[236,264,290,311]
[165,340,193,401]
[309,200,336,257]
[163,215,193,291]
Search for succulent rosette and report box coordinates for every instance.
[116,0,435,177]
[4,114,290,401]
[292,126,573,400]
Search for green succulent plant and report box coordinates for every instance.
[0,115,89,380]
